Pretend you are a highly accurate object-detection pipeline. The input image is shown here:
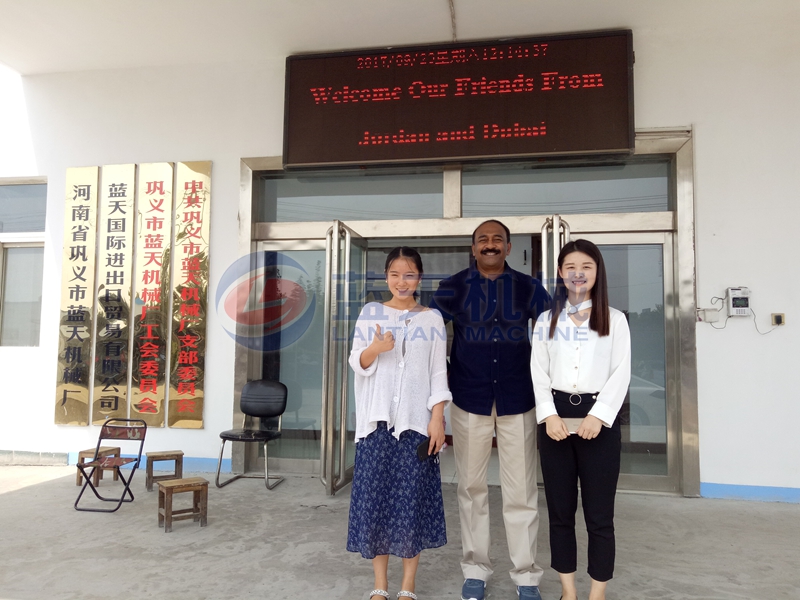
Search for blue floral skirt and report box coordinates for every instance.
[347,422,447,559]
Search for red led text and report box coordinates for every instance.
[310,86,402,105]
[541,72,604,91]
[355,44,548,70]
[358,129,431,145]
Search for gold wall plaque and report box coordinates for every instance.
[168,161,211,428]
[55,167,100,426]
[92,164,136,424]
[130,163,174,427]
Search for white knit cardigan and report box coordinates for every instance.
[348,302,452,442]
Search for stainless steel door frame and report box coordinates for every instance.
[253,212,672,242]
[248,215,684,494]
[320,221,367,495]
[337,225,367,492]
[245,240,327,477]
[568,230,680,493]
[247,230,365,491]
[242,130,698,496]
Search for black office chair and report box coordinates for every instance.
[215,380,287,490]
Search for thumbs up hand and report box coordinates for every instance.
[371,323,395,354]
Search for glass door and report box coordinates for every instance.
[252,240,327,475]
[253,222,366,495]
[249,213,679,494]
[583,232,677,492]
[321,221,367,495]
[541,219,679,493]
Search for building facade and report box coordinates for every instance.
[0,1,797,501]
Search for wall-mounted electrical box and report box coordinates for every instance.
[727,287,751,317]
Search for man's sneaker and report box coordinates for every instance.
[516,586,542,600]
[461,578,486,600]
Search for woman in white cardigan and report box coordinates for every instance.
[347,246,452,600]
[530,239,631,600]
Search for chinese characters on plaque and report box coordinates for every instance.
[169,162,211,428]
[55,162,211,429]
[55,167,100,425]
[131,163,174,427]
[93,164,135,424]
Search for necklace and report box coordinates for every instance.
[566,299,593,314]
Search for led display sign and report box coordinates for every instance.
[283,30,633,168]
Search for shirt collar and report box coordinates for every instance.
[467,260,518,281]
[565,299,593,314]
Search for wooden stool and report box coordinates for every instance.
[76,446,121,486]
[145,450,184,492]
[157,477,208,533]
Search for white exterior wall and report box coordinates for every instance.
[0,1,797,494]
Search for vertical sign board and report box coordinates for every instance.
[169,161,211,428]
[92,165,136,423]
[130,163,174,427]
[55,167,99,425]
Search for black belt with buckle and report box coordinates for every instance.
[551,389,598,418]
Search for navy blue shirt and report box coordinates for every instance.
[429,262,550,416]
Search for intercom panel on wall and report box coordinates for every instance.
[727,287,751,317]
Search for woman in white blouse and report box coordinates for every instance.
[347,246,452,600]
[530,239,631,600]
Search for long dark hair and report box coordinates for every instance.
[384,246,424,299]
[549,239,610,339]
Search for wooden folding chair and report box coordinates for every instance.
[74,419,147,513]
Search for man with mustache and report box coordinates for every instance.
[430,220,550,600]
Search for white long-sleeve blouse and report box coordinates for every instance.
[348,302,452,443]
[530,303,631,427]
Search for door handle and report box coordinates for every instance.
[319,224,336,489]
[334,226,354,491]
[540,217,551,293]
[541,215,571,295]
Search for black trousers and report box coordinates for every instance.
[538,393,621,582]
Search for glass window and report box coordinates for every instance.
[462,162,669,217]
[0,184,47,232]
[366,242,473,307]
[0,246,44,346]
[256,172,443,222]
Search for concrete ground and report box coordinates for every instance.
[0,465,798,600]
